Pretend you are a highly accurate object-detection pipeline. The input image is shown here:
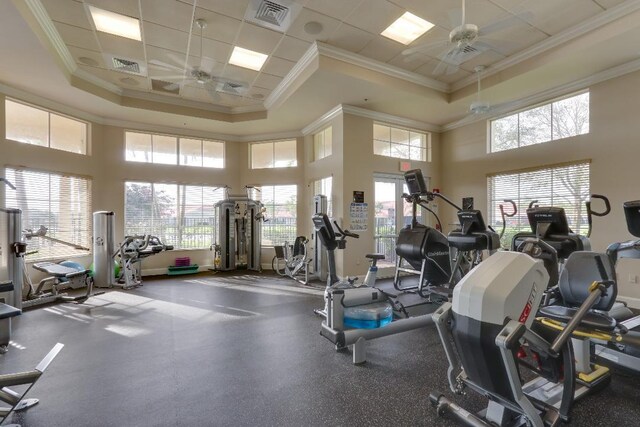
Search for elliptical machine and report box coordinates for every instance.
[431,239,616,426]
[272,236,312,285]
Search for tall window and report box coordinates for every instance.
[488,162,591,247]
[313,176,332,217]
[4,168,92,261]
[125,131,224,168]
[250,140,297,169]
[491,92,589,153]
[373,123,430,162]
[313,127,332,161]
[124,182,225,249]
[250,185,297,246]
[5,99,88,155]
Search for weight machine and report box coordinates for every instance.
[213,186,266,272]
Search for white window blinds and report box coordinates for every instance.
[251,185,297,246]
[488,162,590,247]
[313,177,332,217]
[250,140,297,169]
[125,182,225,249]
[4,168,92,261]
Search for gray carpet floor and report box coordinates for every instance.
[0,272,638,426]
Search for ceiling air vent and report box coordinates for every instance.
[217,80,247,96]
[151,79,179,95]
[461,45,478,54]
[112,57,140,73]
[244,0,302,33]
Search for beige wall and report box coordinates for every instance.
[440,69,640,306]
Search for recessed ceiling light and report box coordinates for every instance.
[229,46,268,71]
[381,11,434,45]
[304,21,323,35]
[78,56,98,66]
[88,5,142,41]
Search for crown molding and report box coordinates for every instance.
[443,57,640,132]
[236,131,303,143]
[301,105,343,135]
[18,0,77,75]
[451,0,640,91]
[74,68,124,95]
[303,104,442,136]
[315,42,450,93]
[341,105,442,133]
[264,42,320,110]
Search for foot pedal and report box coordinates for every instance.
[14,398,39,412]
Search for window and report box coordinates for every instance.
[491,92,590,153]
[250,185,297,246]
[313,127,332,161]
[313,176,332,217]
[124,182,225,249]
[125,131,224,168]
[373,123,430,162]
[250,140,297,169]
[5,99,88,155]
[4,168,92,261]
[488,162,590,247]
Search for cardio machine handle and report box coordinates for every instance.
[586,194,610,238]
[528,200,539,209]
[499,200,517,218]
[332,220,359,239]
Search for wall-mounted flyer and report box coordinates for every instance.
[349,202,368,231]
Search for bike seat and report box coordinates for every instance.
[539,305,617,331]
[365,254,385,260]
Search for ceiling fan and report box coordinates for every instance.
[148,19,246,101]
[402,0,529,75]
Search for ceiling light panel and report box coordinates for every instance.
[229,46,268,71]
[381,12,434,45]
[88,5,142,41]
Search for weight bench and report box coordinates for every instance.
[24,262,100,309]
[0,343,64,427]
[0,282,21,354]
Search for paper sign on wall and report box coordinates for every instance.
[349,202,368,231]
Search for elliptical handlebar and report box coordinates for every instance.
[333,220,359,239]
[586,194,611,238]
[528,200,539,209]
[499,199,517,239]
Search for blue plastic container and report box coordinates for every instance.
[344,302,393,329]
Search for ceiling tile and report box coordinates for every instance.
[235,22,284,55]
[68,45,107,68]
[146,46,187,77]
[262,56,296,77]
[345,0,404,35]
[302,0,364,19]
[254,73,282,90]
[359,36,405,63]
[186,54,225,76]
[189,36,233,64]
[78,64,149,89]
[42,0,92,30]
[391,0,511,31]
[326,24,374,53]
[193,8,242,44]
[54,22,101,51]
[490,0,603,36]
[180,84,214,103]
[193,0,251,20]
[97,33,145,59]
[272,36,311,62]
[247,86,271,100]
[287,8,342,42]
[221,64,259,85]
[593,0,626,8]
[458,49,506,72]
[85,0,141,18]
[141,0,194,32]
[143,21,189,54]
[486,23,548,57]
[386,52,431,72]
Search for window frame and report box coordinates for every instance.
[313,127,332,161]
[489,90,590,153]
[249,139,298,169]
[487,160,591,247]
[373,122,431,162]
[250,184,298,246]
[4,166,93,262]
[124,130,225,168]
[5,98,90,155]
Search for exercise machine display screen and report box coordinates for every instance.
[527,207,570,235]
[404,169,428,196]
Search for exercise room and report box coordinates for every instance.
[0,0,639,425]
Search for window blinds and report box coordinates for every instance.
[5,168,92,261]
[124,182,225,249]
[251,185,297,246]
[488,161,590,247]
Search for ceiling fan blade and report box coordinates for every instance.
[433,58,450,76]
[166,52,188,67]
[479,12,532,36]
[402,39,449,56]
[148,60,184,73]
[473,41,493,52]
[154,74,190,81]
[204,81,221,102]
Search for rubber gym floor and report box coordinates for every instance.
[1,272,638,426]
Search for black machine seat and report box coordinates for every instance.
[365,253,385,260]
[0,303,20,320]
[0,281,13,293]
[558,251,616,311]
[539,305,617,331]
